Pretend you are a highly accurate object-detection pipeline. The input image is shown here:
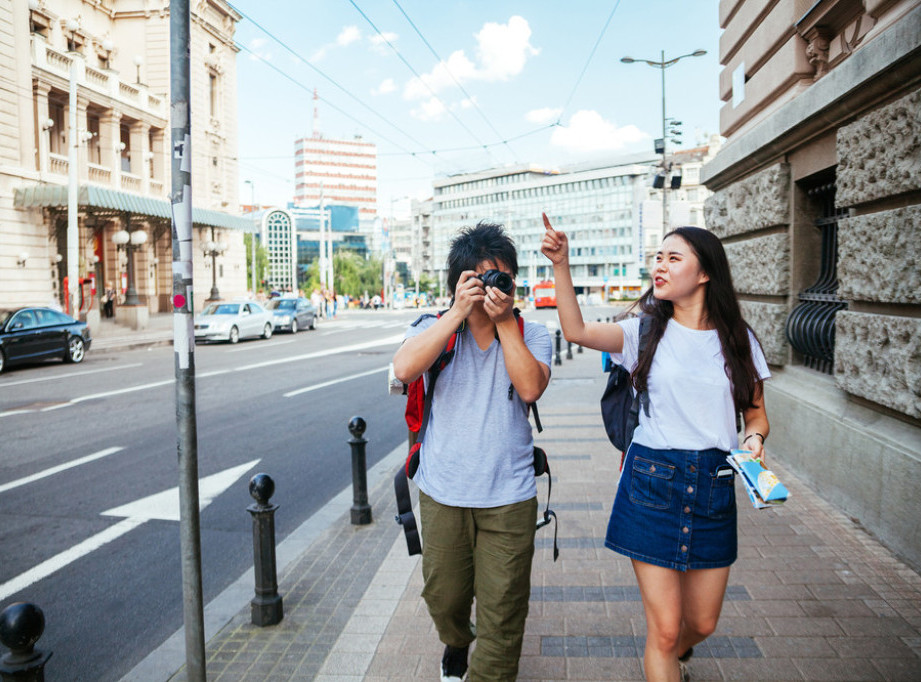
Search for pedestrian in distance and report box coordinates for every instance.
[392,222,553,682]
[541,213,771,682]
[103,281,116,318]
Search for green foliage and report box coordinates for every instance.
[299,251,383,298]
[243,233,270,293]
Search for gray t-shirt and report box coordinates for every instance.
[405,315,553,507]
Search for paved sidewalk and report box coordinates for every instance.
[152,346,921,681]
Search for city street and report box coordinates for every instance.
[0,308,433,680]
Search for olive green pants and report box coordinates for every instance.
[419,492,537,682]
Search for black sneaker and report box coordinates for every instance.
[440,644,469,682]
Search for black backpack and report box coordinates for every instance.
[600,315,653,466]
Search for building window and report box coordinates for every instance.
[120,123,131,173]
[209,73,218,118]
[87,113,101,164]
[48,100,65,155]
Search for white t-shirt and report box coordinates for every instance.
[616,317,771,452]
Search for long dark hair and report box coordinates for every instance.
[631,226,763,412]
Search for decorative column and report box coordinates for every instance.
[129,120,150,194]
[100,109,122,189]
[75,94,89,182]
[33,81,52,176]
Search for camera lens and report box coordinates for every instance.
[479,269,514,294]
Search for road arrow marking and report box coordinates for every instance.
[0,459,260,602]
[101,459,260,521]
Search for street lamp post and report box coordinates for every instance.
[202,227,227,302]
[621,49,706,237]
[112,227,148,306]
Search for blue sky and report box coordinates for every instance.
[230,0,722,213]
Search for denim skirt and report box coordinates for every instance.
[605,443,737,571]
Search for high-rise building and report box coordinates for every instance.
[293,93,377,221]
[429,153,657,299]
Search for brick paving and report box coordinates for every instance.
[159,347,921,681]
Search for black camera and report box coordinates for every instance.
[477,269,514,295]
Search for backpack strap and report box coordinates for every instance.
[620,315,655,471]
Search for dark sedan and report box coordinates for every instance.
[0,307,92,373]
[265,297,316,333]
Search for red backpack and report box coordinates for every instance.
[394,310,557,559]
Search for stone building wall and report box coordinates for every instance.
[834,86,921,421]
[705,162,792,366]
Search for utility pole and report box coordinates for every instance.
[67,38,80,318]
[244,179,257,296]
[169,2,206,680]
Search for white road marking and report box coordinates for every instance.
[0,460,260,602]
[0,334,403,417]
[283,366,389,398]
[0,364,143,387]
[226,339,294,352]
[0,447,124,494]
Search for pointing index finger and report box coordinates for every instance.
[542,212,553,232]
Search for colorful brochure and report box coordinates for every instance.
[727,450,789,509]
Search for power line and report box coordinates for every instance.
[389,0,519,163]
[557,0,623,125]
[345,0,497,165]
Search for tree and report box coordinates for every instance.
[243,233,270,293]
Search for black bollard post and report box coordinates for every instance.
[577,343,583,354]
[554,329,562,366]
[0,602,52,682]
[348,416,372,525]
[247,474,283,626]
[566,340,573,360]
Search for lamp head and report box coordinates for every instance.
[691,49,707,57]
[133,54,143,67]
[129,230,148,246]
[112,230,130,246]
[17,252,29,267]
[65,18,79,33]
[620,56,635,64]
[102,38,114,53]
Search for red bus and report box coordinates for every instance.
[533,280,557,308]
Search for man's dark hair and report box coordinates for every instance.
[446,221,519,294]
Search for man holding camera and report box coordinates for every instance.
[392,222,552,681]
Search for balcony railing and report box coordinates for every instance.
[121,172,141,192]
[88,163,111,184]
[49,153,68,175]
[149,179,164,196]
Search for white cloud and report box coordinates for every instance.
[411,97,447,121]
[550,110,648,153]
[247,37,272,62]
[527,107,562,125]
[370,32,399,54]
[403,16,538,102]
[372,78,397,96]
[337,26,361,46]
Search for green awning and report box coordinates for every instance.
[13,183,254,231]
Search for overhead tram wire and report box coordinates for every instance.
[345,0,498,167]
[556,0,622,126]
[235,40,441,174]
[389,0,519,163]
[228,1,440,160]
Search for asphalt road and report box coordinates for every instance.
[0,309,425,680]
[0,303,616,680]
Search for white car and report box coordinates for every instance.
[194,301,274,344]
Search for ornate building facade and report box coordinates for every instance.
[703,0,921,568]
[2,0,251,326]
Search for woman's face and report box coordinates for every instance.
[652,234,709,302]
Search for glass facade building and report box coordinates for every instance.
[431,154,657,297]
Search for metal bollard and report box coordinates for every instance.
[577,343,583,354]
[0,602,52,682]
[554,329,562,366]
[348,416,372,525]
[247,474,284,626]
[566,340,573,360]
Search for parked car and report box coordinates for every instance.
[193,301,274,344]
[265,297,316,333]
[0,306,92,373]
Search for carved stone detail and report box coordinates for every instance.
[704,163,790,238]
[739,301,788,367]
[838,207,921,305]
[804,27,832,80]
[725,233,789,296]
[837,88,921,207]
[835,312,921,419]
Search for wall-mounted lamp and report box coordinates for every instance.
[53,253,63,263]
[142,150,154,161]
[79,130,95,143]
[41,118,54,130]
[117,141,126,151]
[17,252,29,267]
[89,254,100,265]
[65,18,79,52]
[133,54,143,85]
